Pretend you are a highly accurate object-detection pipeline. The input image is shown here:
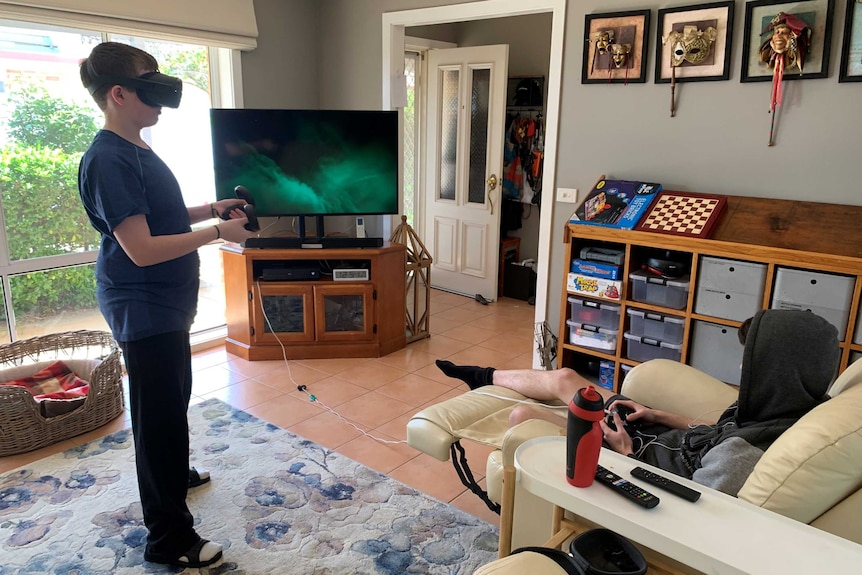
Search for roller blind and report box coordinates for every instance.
[0,0,258,49]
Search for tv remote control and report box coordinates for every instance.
[630,467,701,502]
[594,465,659,509]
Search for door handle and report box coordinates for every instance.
[487,174,498,215]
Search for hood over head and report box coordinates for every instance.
[736,309,838,425]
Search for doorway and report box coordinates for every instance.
[383,0,565,368]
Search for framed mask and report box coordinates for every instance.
[838,0,862,82]
[582,10,650,84]
[741,0,835,82]
[655,1,734,84]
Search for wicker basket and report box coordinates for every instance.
[0,330,124,457]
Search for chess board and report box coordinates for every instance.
[635,191,728,238]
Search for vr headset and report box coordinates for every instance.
[87,72,183,109]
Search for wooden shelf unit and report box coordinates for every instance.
[558,195,862,392]
[222,242,406,361]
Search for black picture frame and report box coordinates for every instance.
[655,1,735,84]
[582,10,651,84]
[741,0,834,82]
[839,0,862,82]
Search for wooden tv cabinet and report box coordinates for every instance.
[221,242,406,361]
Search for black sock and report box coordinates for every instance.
[435,360,495,390]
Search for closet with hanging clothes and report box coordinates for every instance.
[501,76,545,302]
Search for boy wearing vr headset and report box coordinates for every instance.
[77,42,256,568]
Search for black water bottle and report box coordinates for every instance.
[566,385,605,487]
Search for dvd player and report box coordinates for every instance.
[258,267,320,281]
[243,237,384,249]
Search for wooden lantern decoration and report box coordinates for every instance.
[389,216,433,343]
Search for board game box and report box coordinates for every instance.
[570,179,662,230]
[567,272,622,301]
[634,191,728,238]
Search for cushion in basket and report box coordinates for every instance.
[0,359,95,418]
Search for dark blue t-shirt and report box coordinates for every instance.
[78,130,200,342]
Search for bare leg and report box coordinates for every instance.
[508,404,567,428]
[491,367,593,404]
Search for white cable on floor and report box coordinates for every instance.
[255,281,407,446]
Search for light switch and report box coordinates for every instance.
[556,187,578,203]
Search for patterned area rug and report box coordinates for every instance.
[0,398,498,574]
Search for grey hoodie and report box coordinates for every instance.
[638,309,839,495]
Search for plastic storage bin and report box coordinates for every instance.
[689,320,744,386]
[626,308,685,344]
[567,319,618,352]
[629,270,690,310]
[568,296,621,331]
[771,267,854,339]
[620,363,633,383]
[694,256,767,322]
[623,332,683,363]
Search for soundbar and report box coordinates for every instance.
[242,237,384,249]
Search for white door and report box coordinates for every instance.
[423,45,508,301]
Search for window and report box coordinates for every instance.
[0,21,237,342]
[403,51,419,227]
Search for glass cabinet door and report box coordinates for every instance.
[252,284,315,344]
[314,284,375,342]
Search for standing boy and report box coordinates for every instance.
[78,41,256,568]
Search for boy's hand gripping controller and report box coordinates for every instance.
[221,185,260,231]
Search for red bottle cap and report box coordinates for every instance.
[581,385,600,402]
[570,385,604,421]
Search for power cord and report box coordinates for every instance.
[255,281,407,446]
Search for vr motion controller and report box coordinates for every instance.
[221,185,260,232]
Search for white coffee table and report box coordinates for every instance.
[506,436,862,575]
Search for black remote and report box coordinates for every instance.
[630,466,701,502]
[594,465,659,509]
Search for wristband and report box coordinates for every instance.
[213,225,221,240]
[210,204,218,219]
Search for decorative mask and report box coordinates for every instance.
[664,25,718,67]
[759,12,812,73]
[610,43,631,69]
[758,12,813,146]
[593,30,615,55]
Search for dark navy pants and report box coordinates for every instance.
[120,331,197,559]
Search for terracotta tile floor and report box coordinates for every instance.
[0,290,539,528]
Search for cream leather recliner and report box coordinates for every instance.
[407,358,862,548]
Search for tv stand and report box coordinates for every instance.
[242,237,384,249]
[221,242,406,360]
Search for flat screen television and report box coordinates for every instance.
[210,108,399,218]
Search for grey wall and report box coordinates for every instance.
[245,0,862,340]
[242,0,320,109]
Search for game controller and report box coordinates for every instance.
[221,185,260,232]
[605,404,641,436]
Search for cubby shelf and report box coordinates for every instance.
[559,195,862,392]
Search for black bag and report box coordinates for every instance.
[510,528,647,575]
